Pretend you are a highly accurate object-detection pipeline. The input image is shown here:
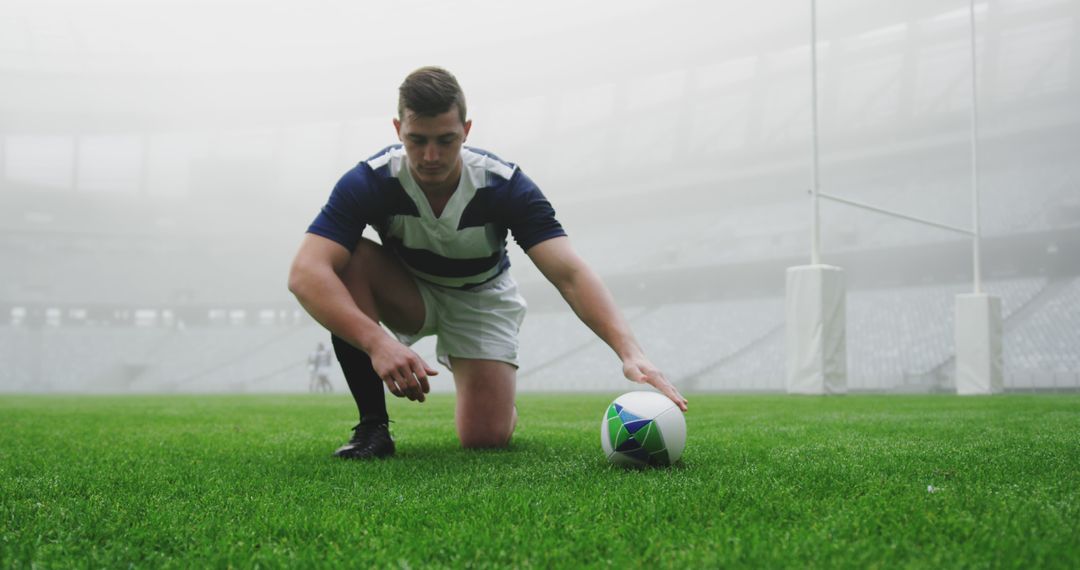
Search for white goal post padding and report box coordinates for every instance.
[785,265,847,395]
[955,293,1003,395]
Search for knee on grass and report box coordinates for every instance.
[457,425,514,449]
[457,405,517,449]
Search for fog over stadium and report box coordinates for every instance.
[1,0,1078,393]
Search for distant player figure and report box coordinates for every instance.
[288,66,687,460]
[307,342,333,393]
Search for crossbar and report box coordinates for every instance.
[817,191,976,236]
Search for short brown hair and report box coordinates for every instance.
[398,66,467,124]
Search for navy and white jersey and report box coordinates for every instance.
[307,145,566,289]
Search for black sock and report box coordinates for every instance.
[331,334,388,426]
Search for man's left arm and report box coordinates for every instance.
[527,236,688,411]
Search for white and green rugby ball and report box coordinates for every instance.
[601,391,686,467]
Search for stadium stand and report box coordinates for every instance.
[1005,276,1080,389]
[2,0,1077,395]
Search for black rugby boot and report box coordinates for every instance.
[333,422,395,460]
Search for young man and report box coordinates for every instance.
[288,66,687,459]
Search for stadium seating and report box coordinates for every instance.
[1005,276,1080,388]
[3,275,1078,394]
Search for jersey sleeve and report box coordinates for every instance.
[306,164,382,252]
[501,169,567,251]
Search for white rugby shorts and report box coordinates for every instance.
[391,270,527,369]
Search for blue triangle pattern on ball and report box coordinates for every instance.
[618,408,643,426]
[624,419,651,435]
[615,437,642,453]
[624,446,651,463]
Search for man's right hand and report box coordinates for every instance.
[369,336,438,402]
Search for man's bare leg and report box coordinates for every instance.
[339,238,426,336]
[450,357,517,448]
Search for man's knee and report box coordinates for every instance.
[458,428,513,449]
[342,238,382,275]
[457,406,516,449]
[341,239,396,297]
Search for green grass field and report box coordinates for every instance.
[2,393,1079,568]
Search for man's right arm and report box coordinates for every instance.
[287,233,388,354]
[287,233,435,401]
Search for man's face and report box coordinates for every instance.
[394,107,472,189]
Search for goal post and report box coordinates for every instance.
[956,294,1004,394]
[787,0,1001,395]
[784,0,845,395]
[785,265,847,394]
